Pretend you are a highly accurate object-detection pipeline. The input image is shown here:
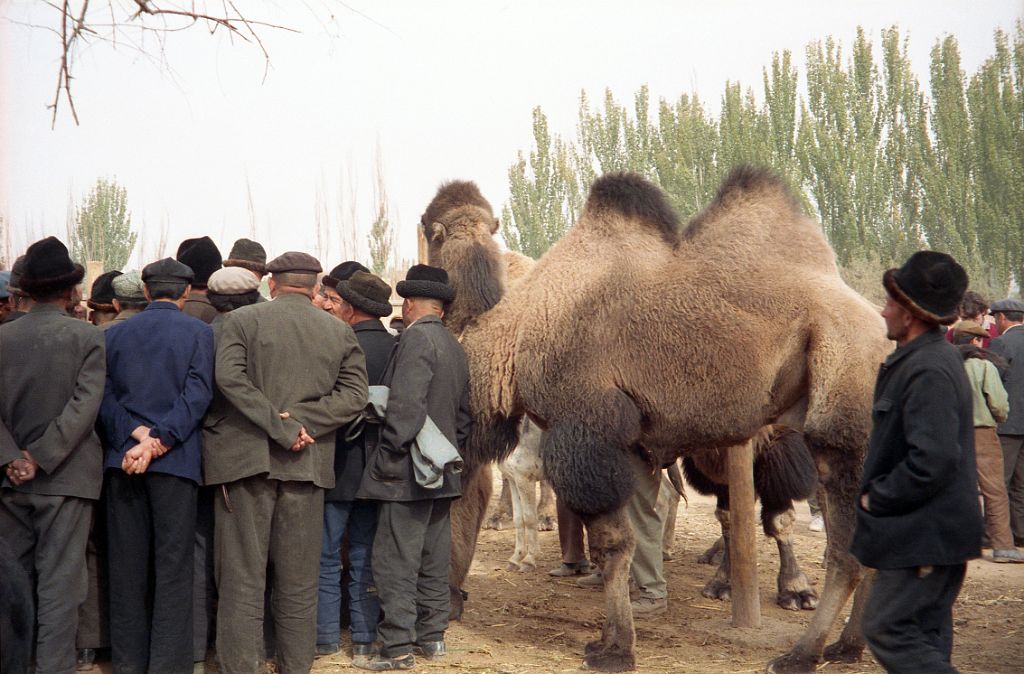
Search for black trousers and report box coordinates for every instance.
[193,485,216,661]
[106,470,197,674]
[372,498,452,657]
[863,564,966,674]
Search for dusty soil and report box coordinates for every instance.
[310,482,1024,674]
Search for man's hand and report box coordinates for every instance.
[5,452,38,485]
[122,439,158,474]
[130,425,152,443]
[860,493,870,512]
[290,426,316,452]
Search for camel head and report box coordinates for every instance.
[421,180,507,333]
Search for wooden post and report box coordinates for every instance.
[728,440,761,627]
[417,226,429,265]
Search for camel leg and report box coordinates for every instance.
[516,471,540,571]
[448,462,492,621]
[537,480,558,531]
[484,475,514,530]
[768,508,818,611]
[822,568,871,663]
[697,536,724,565]
[701,506,732,601]
[657,473,680,560]
[581,507,636,672]
[768,459,863,673]
[505,466,527,571]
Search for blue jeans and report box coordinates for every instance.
[317,500,380,645]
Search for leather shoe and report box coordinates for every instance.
[414,640,446,659]
[352,642,379,667]
[548,560,595,577]
[993,548,1024,563]
[315,642,340,657]
[76,648,96,671]
[576,571,604,588]
[352,653,415,671]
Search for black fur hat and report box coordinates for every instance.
[18,237,85,296]
[87,270,122,311]
[883,251,968,325]
[176,236,222,287]
[224,238,267,275]
[396,264,455,304]
[323,261,370,288]
[337,271,393,317]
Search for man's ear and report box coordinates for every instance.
[182,284,192,301]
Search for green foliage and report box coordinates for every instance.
[70,177,136,271]
[503,23,1024,296]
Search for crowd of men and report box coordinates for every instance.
[0,235,469,673]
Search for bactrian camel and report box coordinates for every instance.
[451,168,889,673]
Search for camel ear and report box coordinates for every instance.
[491,217,500,235]
[431,222,447,242]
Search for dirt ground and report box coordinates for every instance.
[308,480,1024,674]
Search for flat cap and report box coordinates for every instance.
[991,298,1024,314]
[266,251,322,275]
[112,271,146,301]
[0,271,10,299]
[225,238,268,275]
[143,257,195,284]
[953,320,990,339]
[209,267,261,295]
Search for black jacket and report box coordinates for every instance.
[850,328,983,569]
[988,324,1024,435]
[326,319,396,501]
[357,315,471,502]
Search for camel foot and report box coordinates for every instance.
[697,544,723,565]
[582,645,636,672]
[701,578,731,601]
[448,586,467,622]
[537,514,557,531]
[484,513,512,531]
[822,639,863,664]
[506,561,521,572]
[776,588,818,611]
[765,650,820,674]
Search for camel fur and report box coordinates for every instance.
[456,167,890,673]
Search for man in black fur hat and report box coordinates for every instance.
[177,236,222,324]
[851,250,982,674]
[355,264,470,671]
[0,237,106,674]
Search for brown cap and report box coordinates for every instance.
[266,252,322,275]
[953,320,990,340]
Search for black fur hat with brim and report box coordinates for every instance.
[883,251,968,325]
[176,236,222,287]
[322,261,370,289]
[19,237,85,296]
[396,264,455,304]
[337,271,393,317]
[87,270,122,311]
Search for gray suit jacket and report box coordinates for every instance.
[0,304,106,499]
[989,324,1024,435]
[203,292,368,487]
[357,314,471,501]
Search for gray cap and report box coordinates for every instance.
[266,251,322,274]
[8,255,27,293]
[0,271,10,299]
[991,298,1024,314]
[143,257,195,284]
[112,271,146,301]
[208,267,260,295]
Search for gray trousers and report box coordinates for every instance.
[625,463,667,599]
[998,434,1024,542]
[214,477,324,674]
[372,498,452,657]
[0,490,91,674]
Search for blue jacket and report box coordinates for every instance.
[100,301,215,483]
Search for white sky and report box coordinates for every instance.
[2,0,1022,269]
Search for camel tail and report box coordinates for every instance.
[753,425,818,519]
[584,172,681,246]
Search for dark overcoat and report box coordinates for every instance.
[850,328,983,569]
[0,304,106,499]
[326,319,396,502]
[357,315,470,502]
[202,292,368,487]
[988,324,1024,435]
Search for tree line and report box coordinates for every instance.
[501,24,1024,302]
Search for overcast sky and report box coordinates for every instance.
[2,0,1022,269]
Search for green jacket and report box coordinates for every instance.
[202,293,368,487]
[964,357,1009,428]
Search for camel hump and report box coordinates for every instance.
[584,172,681,245]
[684,165,836,274]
